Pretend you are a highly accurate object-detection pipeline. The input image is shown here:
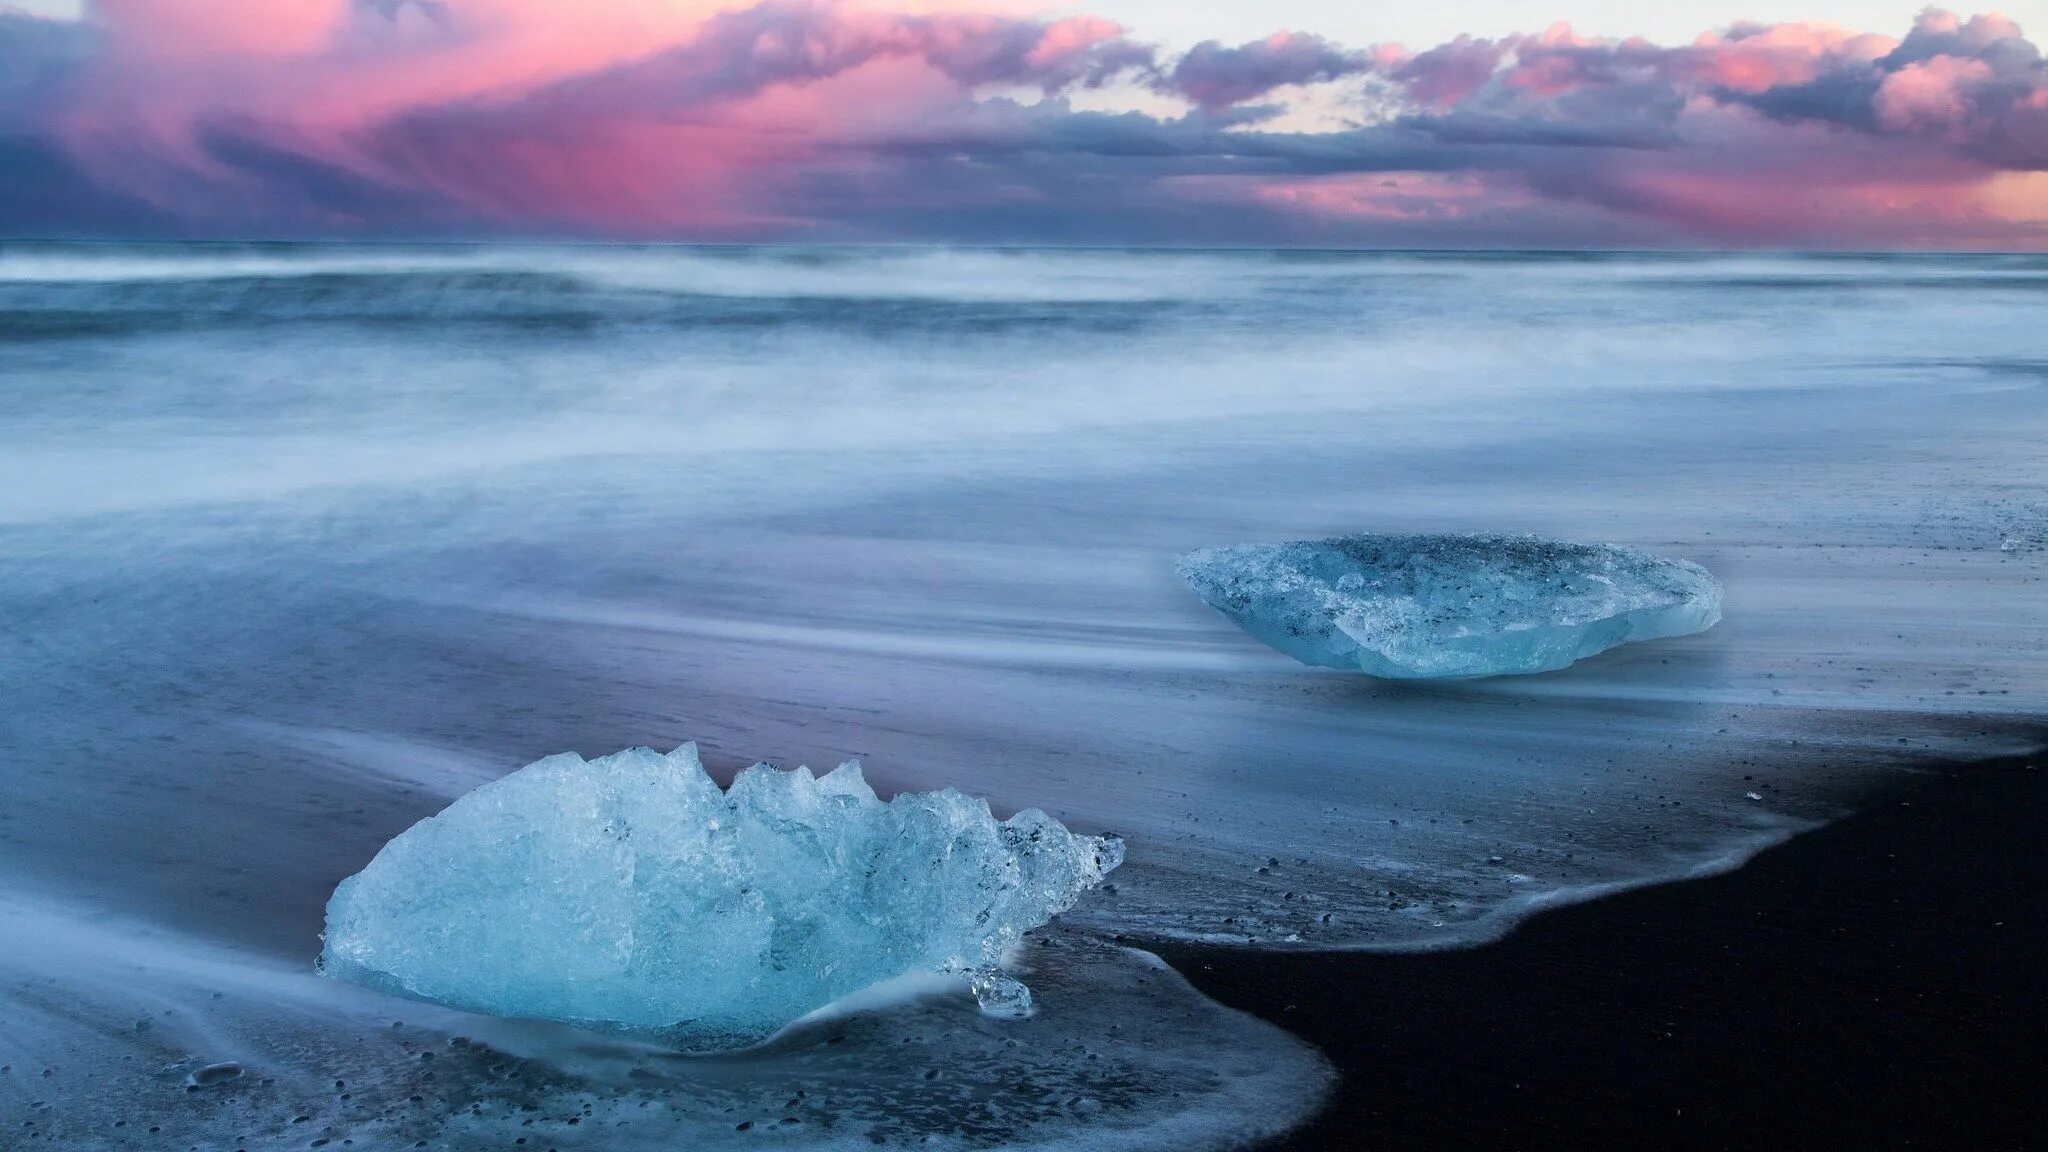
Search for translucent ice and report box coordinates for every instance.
[319,744,1122,1051]
[1177,533,1722,679]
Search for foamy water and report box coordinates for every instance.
[2,243,2043,1148]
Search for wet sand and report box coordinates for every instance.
[1158,743,2047,1151]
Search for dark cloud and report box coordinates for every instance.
[517,0,1154,119]
[0,135,176,236]
[1731,71,1886,134]
[1162,33,1373,109]
[0,9,95,111]
[1397,110,1674,150]
[194,121,470,230]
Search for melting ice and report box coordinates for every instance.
[320,744,1122,1050]
[1177,534,1724,679]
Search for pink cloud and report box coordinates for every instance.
[3,3,2046,246]
[1681,22,1896,93]
[1877,56,1994,132]
[88,0,353,57]
[1392,36,1509,108]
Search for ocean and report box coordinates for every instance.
[3,243,2044,1149]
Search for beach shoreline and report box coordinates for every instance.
[1156,741,2048,1151]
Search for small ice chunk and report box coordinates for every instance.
[319,745,1121,1051]
[185,1062,242,1088]
[968,970,1035,1018]
[1178,533,1722,679]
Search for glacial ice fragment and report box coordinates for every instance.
[1177,533,1721,679]
[185,1062,242,1089]
[318,744,1122,1051]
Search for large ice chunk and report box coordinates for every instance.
[319,745,1122,1051]
[1177,533,1721,679]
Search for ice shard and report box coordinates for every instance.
[1177,533,1721,679]
[319,744,1122,1051]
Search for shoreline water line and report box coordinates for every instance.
[1159,742,2048,1151]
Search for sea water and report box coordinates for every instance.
[2,244,2043,1148]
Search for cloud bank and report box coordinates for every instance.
[2,2,2045,246]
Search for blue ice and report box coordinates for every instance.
[319,744,1122,1050]
[1177,533,1722,679]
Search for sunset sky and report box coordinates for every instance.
[4,1,2046,246]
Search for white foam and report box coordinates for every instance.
[0,894,1330,1151]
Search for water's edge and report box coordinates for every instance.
[1155,740,2048,1151]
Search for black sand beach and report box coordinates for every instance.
[1159,746,2048,1152]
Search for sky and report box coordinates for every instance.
[14,0,2038,47]
[1075,1,2044,49]
[2,1,2046,246]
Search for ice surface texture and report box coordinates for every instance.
[320,744,1122,1051]
[1177,534,1722,679]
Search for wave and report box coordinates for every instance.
[0,891,1331,1152]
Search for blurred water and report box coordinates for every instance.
[3,243,2044,1147]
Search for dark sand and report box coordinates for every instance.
[1157,748,2047,1152]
